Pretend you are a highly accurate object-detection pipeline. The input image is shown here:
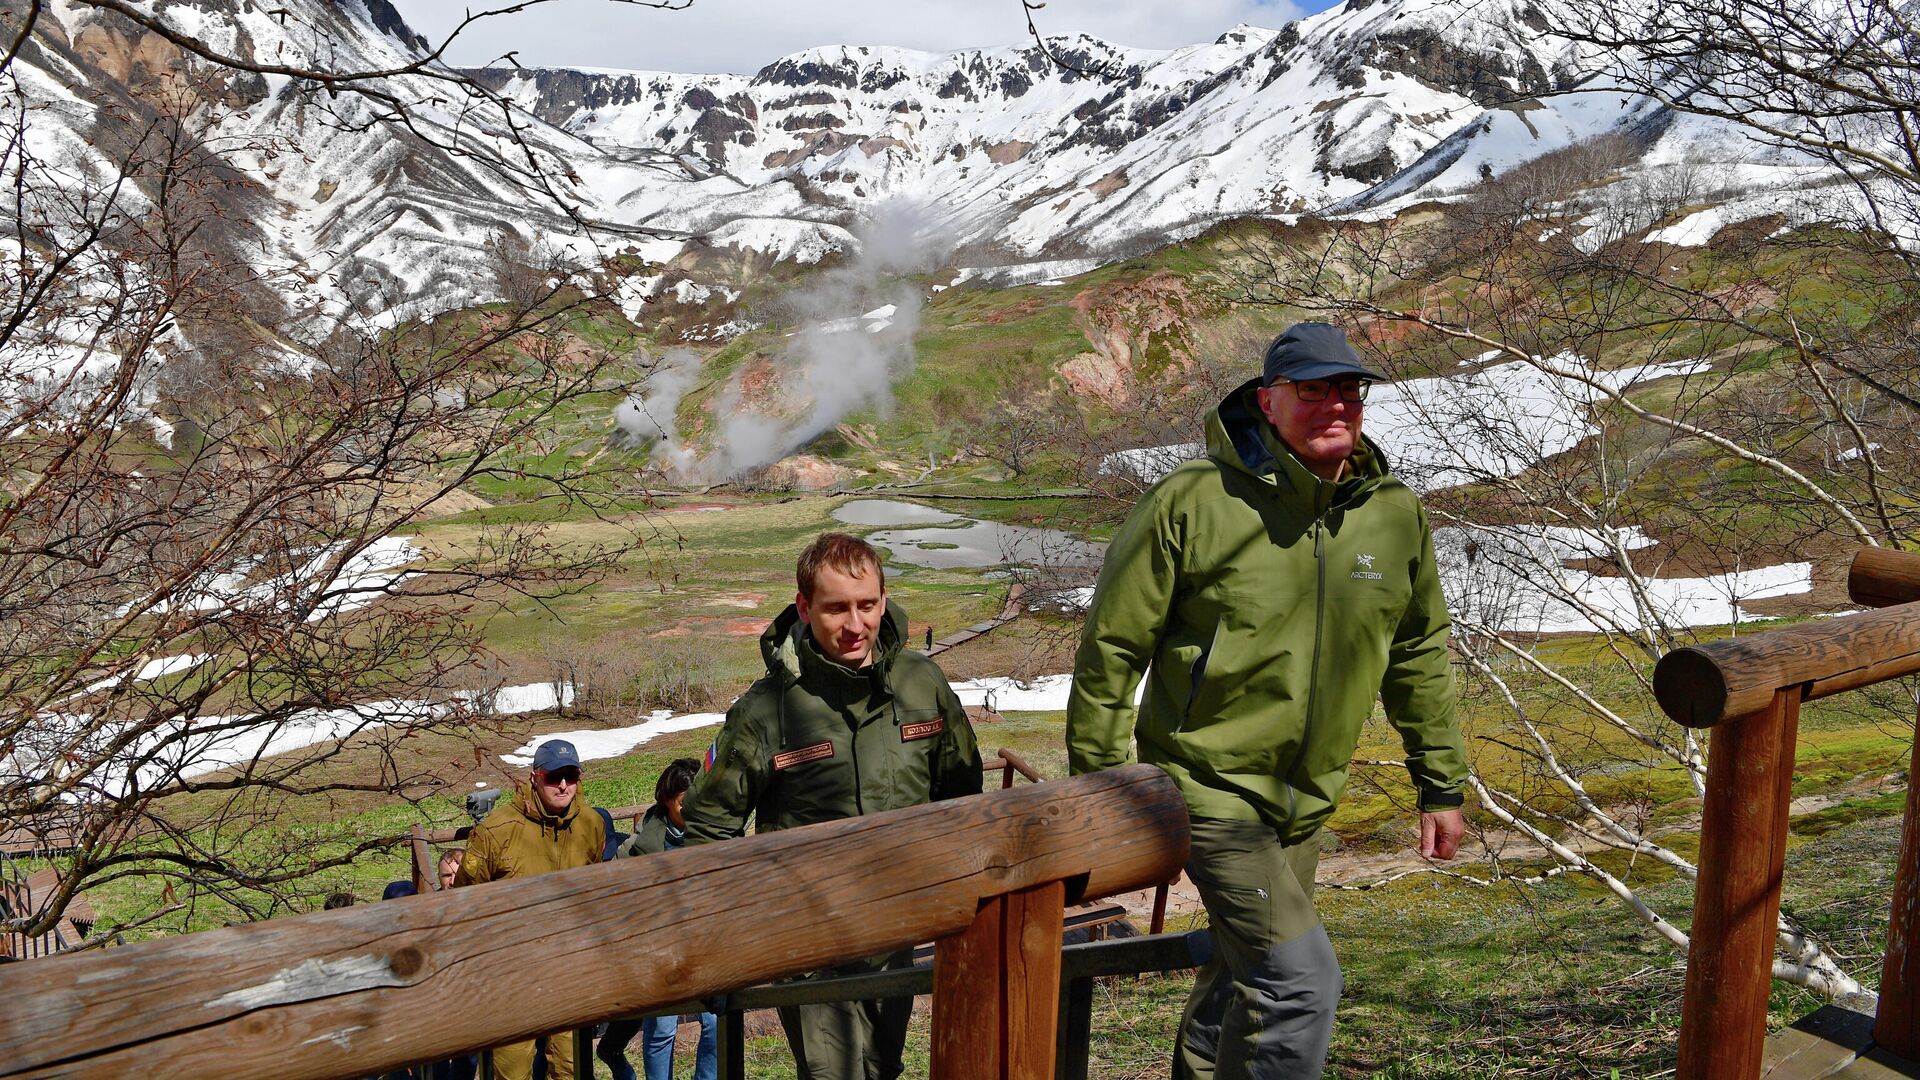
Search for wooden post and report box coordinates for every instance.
[1675,688,1801,1080]
[1874,698,1920,1059]
[410,824,434,893]
[931,879,1066,1079]
[1150,883,1170,936]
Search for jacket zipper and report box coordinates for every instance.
[849,694,865,816]
[1282,513,1328,836]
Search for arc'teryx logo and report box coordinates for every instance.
[1352,552,1382,580]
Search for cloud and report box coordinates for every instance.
[396,0,1319,75]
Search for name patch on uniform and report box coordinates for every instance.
[901,718,945,741]
[772,741,834,770]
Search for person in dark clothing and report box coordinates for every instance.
[602,758,714,1080]
[594,805,629,863]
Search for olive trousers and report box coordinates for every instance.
[777,948,915,1080]
[1175,816,1342,1080]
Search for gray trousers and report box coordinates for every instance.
[1176,817,1342,1080]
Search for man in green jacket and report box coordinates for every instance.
[682,531,983,1080]
[453,738,606,1080]
[1068,322,1469,1080]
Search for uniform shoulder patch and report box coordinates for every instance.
[901,717,945,741]
[772,741,834,770]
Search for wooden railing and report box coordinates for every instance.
[0,764,1186,1080]
[405,748,1176,934]
[1653,547,1920,1079]
[985,746,1047,788]
[698,927,1212,1080]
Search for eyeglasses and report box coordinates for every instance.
[538,769,581,786]
[1274,378,1371,403]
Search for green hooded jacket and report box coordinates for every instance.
[616,804,681,858]
[681,599,983,844]
[1066,377,1467,844]
[453,780,605,885]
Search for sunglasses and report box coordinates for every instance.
[539,768,581,786]
[1272,377,1371,403]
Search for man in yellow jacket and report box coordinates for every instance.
[453,738,606,1079]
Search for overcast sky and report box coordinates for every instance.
[396,0,1337,75]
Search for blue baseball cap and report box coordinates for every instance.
[530,739,582,774]
[1262,323,1385,385]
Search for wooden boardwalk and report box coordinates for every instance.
[1764,1006,1920,1078]
[924,584,1026,658]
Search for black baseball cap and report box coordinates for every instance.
[1262,323,1385,385]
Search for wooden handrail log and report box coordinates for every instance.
[1850,547,1920,608]
[418,751,1044,845]
[1652,600,1920,727]
[0,765,1185,1080]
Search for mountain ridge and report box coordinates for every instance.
[9,0,1837,333]
[464,0,1623,265]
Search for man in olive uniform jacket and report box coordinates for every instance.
[1069,323,1470,1079]
[682,532,982,1080]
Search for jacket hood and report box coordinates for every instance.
[1207,375,1390,502]
[758,597,909,688]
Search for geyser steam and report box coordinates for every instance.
[618,203,941,483]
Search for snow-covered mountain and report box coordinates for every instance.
[475,0,1606,265]
[11,0,703,335]
[10,0,1816,329]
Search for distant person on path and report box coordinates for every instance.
[452,738,606,1080]
[681,531,984,1080]
[600,757,716,1080]
[1067,322,1470,1079]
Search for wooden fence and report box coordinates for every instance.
[402,746,1171,934]
[0,763,1186,1079]
[1653,547,1920,1079]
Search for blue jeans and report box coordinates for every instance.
[642,1012,717,1080]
